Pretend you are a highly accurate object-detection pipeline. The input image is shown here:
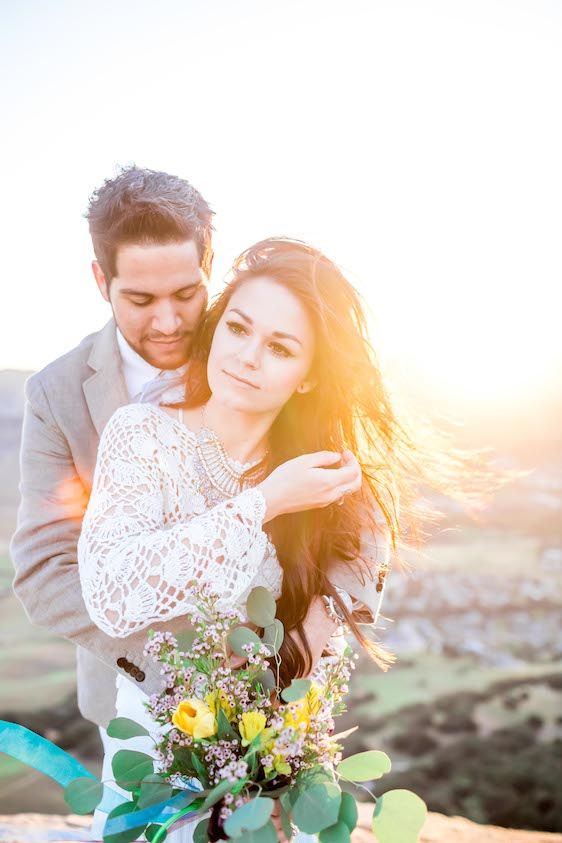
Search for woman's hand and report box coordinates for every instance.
[258,448,362,523]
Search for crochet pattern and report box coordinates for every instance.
[78,404,281,638]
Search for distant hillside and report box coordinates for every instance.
[0,370,31,420]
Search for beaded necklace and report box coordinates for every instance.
[179,404,269,500]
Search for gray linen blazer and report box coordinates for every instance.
[10,318,391,729]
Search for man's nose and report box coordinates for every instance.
[152,302,182,335]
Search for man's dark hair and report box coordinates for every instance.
[85,165,214,281]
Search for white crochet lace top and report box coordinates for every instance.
[78,403,347,674]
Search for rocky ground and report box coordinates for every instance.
[1,805,562,843]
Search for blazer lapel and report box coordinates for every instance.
[83,319,130,438]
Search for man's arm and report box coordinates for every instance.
[9,376,185,696]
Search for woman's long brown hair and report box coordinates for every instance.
[167,237,497,686]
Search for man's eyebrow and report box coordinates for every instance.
[120,282,201,296]
[228,308,303,346]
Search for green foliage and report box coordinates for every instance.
[193,817,210,842]
[262,619,284,654]
[252,668,276,693]
[224,795,274,836]
[372,789,428,843]
[137,774,173,810]
[106,717,150,740]
[246,586,277,627]
[190,752,209,788]
[292,782,342,833]
[337,750,392,781]
[103,800,146,843]
[176,629,199,652]
[338,791,358,832]
[319,820,352,842]
[280,678,311,703]
[229,821,278,842]
[217,707,238,741]
[201,776,237,811]
[228,626,262,656]
[111,749,154,791]
[63,776,104,814]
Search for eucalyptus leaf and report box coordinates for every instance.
[252,668,276,694]
[338,791,358,832]
[372,789,428,843]
[280,678,311,703]
[292,782,341,833]
[176,628,199,652]
[319,820,352,842]
[103,800,145,843]
[193,817,210,843]
[106,717,151,740]
[224,796,274,836]
[246,586,277,627]
[337,750,391,782]
[228,626,262,656]
[262,619,284,654]
[137,775,172,810]
[63,777,104,814]
[232,820,279,842]
[201,776,237,811]
[112,749,154,791]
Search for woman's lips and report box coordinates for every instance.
[223,370,259,389]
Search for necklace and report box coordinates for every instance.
[195,404,269,498]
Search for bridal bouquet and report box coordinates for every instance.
[64,583,426,842]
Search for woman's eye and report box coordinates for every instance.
[269,342,292,358]
[226,321,247,335]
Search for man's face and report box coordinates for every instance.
[93,240,208,369]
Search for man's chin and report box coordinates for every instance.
[141,339,192,369]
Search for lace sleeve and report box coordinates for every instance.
[78,405,268,638]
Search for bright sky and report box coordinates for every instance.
[2,0,561,405]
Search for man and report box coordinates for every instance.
[10,165,389,736]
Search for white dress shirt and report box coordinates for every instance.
[115,327,188,402]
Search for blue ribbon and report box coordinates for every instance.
[0,720,99,787]
[103,789,204,836]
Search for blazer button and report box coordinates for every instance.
[129,665,140,679]
[116,657,128,669]
[135,670,146,682]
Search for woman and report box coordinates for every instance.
[79,238,402,841]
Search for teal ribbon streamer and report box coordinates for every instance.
[0,719,205,835]
[0,720,124,814]
[0,720,98,787]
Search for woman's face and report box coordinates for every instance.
[207,276,316,417]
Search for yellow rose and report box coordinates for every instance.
[239,711,267,746]
[172,699,217,739]
[205,689,235,722]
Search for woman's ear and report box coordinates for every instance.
[296,378,317,394]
